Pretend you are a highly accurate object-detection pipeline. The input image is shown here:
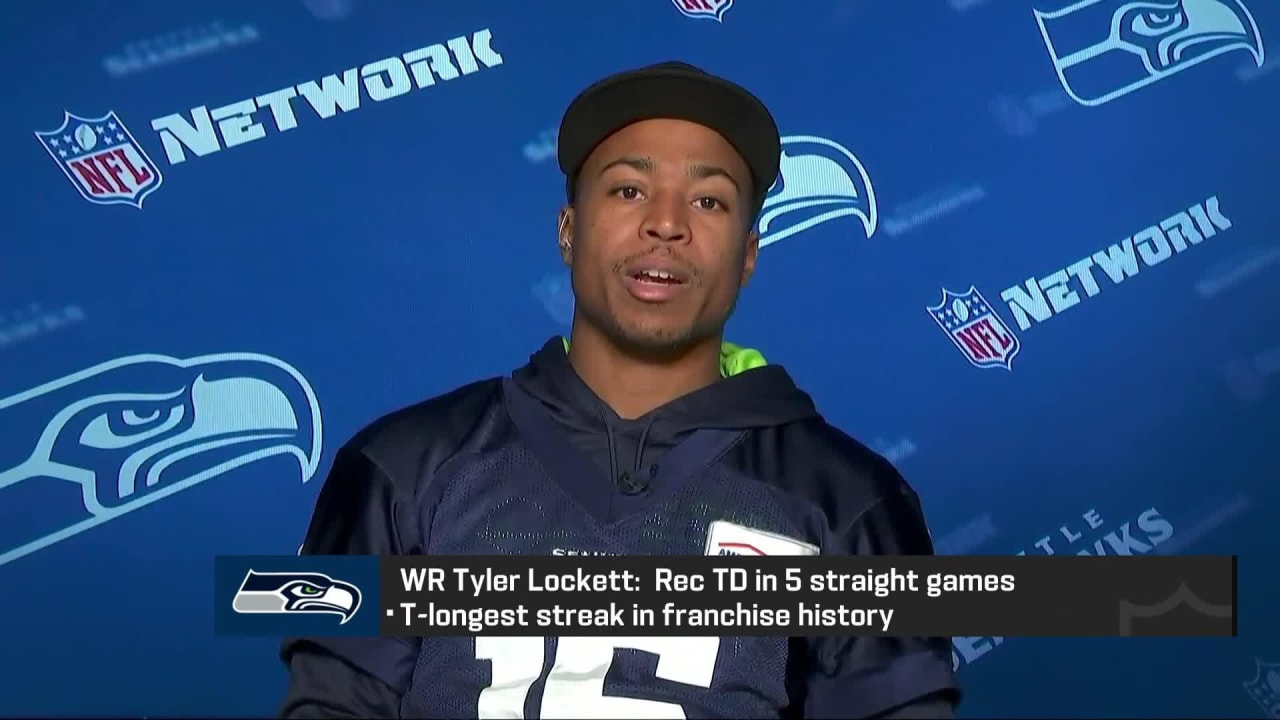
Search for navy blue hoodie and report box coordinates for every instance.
[279,337,958,719]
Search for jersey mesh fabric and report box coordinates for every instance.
[401,445,815,719]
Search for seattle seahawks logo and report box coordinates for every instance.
[232,570,362,624]
[1034,0,1264,106]
[0,352,322,568]
[758,135,877,250]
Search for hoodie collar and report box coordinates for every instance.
[557,337,769,380]
[514,336,818,433]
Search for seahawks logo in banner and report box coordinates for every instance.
[0,353,323,567]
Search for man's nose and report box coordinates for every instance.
[640,194,690,243]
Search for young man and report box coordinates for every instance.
[280,62,959,719]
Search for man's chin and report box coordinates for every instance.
[609,320,715,358]
[575,301,724,357]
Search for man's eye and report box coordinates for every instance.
[696,197,723,211]
[615,186,641,200]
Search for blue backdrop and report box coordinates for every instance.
[1,0,1277,717]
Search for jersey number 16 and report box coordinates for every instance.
[476,635,722,719]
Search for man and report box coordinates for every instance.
[280,61,959,719]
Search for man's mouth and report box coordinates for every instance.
[630,268,687,286]
[622,262,692,303]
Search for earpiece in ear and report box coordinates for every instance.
[558,215,573,255]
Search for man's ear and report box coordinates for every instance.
[740,229,759,288]
[557,206,574,266]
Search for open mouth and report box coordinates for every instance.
[623,265,690,303]
[630,268,687,286]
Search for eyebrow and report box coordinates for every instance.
[597,155,742,192]
[597,156,655,176]
[689,163,740,192]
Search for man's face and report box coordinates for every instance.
[561,118,759,356]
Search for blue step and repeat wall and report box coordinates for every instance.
[1,0,1277,717]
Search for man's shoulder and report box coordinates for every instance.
[770,417,935,552]
[785,417,915,495]
[342,376,509,479]
[737,416,920,530]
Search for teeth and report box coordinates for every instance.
[640,269,674,280]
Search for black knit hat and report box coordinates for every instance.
[557,61,781,216]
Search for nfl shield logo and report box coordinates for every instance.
[927,286,1021,370]
[1243,658,1280,719]
[671,0,734,22]
[34,110,163,209]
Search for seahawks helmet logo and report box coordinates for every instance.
[232,570,361,624]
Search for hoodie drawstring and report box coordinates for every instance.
[599,405,620,487]
[599,404,658,494]
[634,418,656,477]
